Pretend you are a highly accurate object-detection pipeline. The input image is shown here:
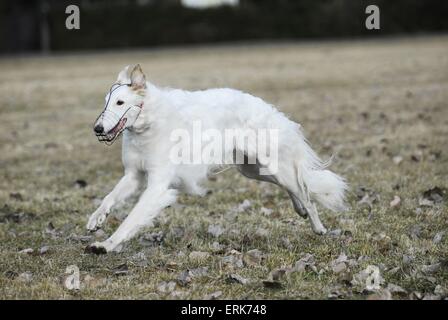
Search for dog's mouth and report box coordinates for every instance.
[96,117,127,144]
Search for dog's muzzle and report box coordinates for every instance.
[94,83,143,145]
[95,115,128,145]
[94,106,143,145]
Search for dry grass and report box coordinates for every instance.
[0,36,447,299]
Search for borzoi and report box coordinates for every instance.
[86,64,347,253]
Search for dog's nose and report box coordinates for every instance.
[94,124,104,134]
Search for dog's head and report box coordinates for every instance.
[94,64,146,144]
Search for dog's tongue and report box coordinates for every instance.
[109,118,127,135]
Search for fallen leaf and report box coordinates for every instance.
[221,253,244,269]
[387,283,407,295]
[408,225,422,240]
[9,192,23,201]
[177,270,192,286]
[4,270,18,279]
[419,187,445,207]
[294,253,315,272]
[392,156,403,165]
[165,261,178,271]
[419,198,434,207]
[330,253,348,273]
[421,263,441,274]
[140,231,164,246]
[260,207,273,216]
[45,222,60,238]
[328,287,345,299]
[433,231,445,244]
[94,229,106,239]
[208,224,224,238]
[402,254,415,266]
[157,281,176,294]
[434,285,447,297]
[269,267,290,281]
[18,272,33,283]
[210,241,224,253]
[409,291,422,300]
[332,253,348,265]
[177,266,209,286]
[422,187,444,204]
[371,233,393,252]
[236,199,251,213]
[169,227,184,239]
[83,275,106,289]
[243,249,264,266]
[411,152,422,162]
[170,290,187,299]
[189,267,209,278]
[226,273,249,285]
[19,248,34,254]
[74,179,87,188]
[332,263,347,274]
[129,251,146,261]
[367,288,392,300]
[262,280,282,289]
[422,294,441,300]
[429,150,442,161]
[328,229,342,237]
[389,195,401,208]
[68,234,92,243]
[356,186,379,209]
[189,251,210,262]
[255,228,269,238]
[112,263,129,276]
[204,291,222,300]
[39,246,50,255]
[0,206,36,224]
[281,237,293,250]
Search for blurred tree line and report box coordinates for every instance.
[1,0,447,53]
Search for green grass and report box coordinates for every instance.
[0,36,447,299]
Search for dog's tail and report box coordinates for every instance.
[295,135,348,212]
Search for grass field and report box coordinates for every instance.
[0,36,447,300]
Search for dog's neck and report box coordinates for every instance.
[127,82,165,136]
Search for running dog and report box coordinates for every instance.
[86,64,347,254]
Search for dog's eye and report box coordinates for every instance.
[116,100,124,106]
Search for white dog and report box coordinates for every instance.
[86,64,347,254]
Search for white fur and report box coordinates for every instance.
[87,65,347,253]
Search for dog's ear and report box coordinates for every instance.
[117,65,131,84]
[130,64,146,90]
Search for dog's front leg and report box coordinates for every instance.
[86,171,141,232]
[86,185,178,254]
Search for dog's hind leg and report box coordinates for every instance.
[286,190,308,218]
[237,160,308,218]
[238,159,327,235]
[304,202,327,234]
[86,171,142,232]
[281,175,327,234]
[275,162,327,235]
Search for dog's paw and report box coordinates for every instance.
[86,212,107,232]
[86,225,100,233]
[84,242,108,255]
[313,226,327,235]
